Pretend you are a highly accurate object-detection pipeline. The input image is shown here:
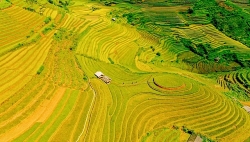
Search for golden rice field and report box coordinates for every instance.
[0,0,250,142]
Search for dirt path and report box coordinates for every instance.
[75,81,96,142]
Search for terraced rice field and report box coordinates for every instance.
[0,5,45,55]
[218,69,250,96]
[1,1,250,142]
[172,24,249,49]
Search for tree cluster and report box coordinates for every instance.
[180,38,250,68]
[193,0,250,47]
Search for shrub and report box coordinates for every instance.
[156,52,161,56]
[150,46,155,52]
[83,75,88,81]
[187,7,194,14]
[108,57,114,64]
[69,41,78,51]
[47,0,53,4]
[122,13,135,23]
[37,65,44,75]
[53,28,66,41]
[23,7,35,12]
[47,0,70,11]
[42,27,52,34]
[137,47,144,56]
[44,16,51,24]
[42,23,55,34]
[91,6,100,11]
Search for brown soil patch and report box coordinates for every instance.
[241,101,250,106]
[218,1,234,11]
[36,87,66,122]
[40,32,45,38]
[0,87,65,141]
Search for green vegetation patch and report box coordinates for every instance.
[47,0,73,11]
[180,38,250,70]
[37,65,45,75]
[245,137,250,142]
[108,57,114,64]
[42,23,55,34]
[13,123,41,142]
[188,0,250,47]
[123,11,185,28]
[53,28,79,51]
[44,16,51,24]
[0,0,11,10]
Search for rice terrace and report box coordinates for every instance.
[1,0,250,141]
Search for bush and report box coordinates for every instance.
[104,1,118,6]
[47,0,53,4]
[47,0,70,11]
[44,16,51,24]
[150,46,155,52]
[53,28,66,41]
[187,7,194,14]
[37,65,44,75]
[182,126,194,134]
[42,24,54,34]
[122,13,135,23]
[23,7,35,12]
[42,27,50,34]
[108,57,114,64]
[83,75,88,81]
[156,52,161,56]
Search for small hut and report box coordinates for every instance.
[112,18,116,21]
[94,71,104,78]
[94,71,111,84]
[243,106,250,113]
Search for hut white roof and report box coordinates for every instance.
[243,106,250,113]
[95,71,104,78]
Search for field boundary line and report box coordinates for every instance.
[76,81,96,142]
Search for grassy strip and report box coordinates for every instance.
[12,123,41,142]
[0,83,48,135]
[38,90,80,141]
[49,90,91,141]
[26,89,71,141]
[245,137,250,142]
[71,90,94,141]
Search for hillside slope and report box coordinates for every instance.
[0,0,250,142]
